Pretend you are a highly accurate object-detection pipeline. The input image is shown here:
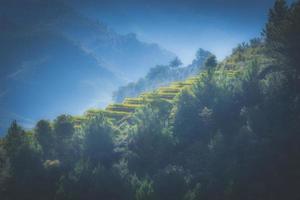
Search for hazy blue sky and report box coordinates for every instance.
[72,0,294,64]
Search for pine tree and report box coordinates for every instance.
[169,57,182,68]
[204,55,217,76]
[264,0,300,90]
[35,120,54,159]
[264,0,289,64]
[4,121,25,156]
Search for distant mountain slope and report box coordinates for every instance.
[0,0,175,134]
[1,0,175,81]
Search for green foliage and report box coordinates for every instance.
[0,143,10,197]
[204,55,218,78]
[54,115,74,140]
[204,55,217,69]
[35,120,54,158]
[83,114,117,167]
[56,161,131,200]
[126,100,174,176]
[153,166,188,200]
[3,121,26,156]
[135,178,155,200]
[169,57,183,68]
[2,1,300,199]
[264,0,300,77]
[2,122,45,199]
[194,48,213,65]
[113,49,212,103]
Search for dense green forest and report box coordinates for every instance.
[1,0,300,199]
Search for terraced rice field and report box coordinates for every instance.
[72,70,240,126]
[103,75,201,122]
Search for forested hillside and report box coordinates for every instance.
[0,0,174,134]
[1,0,300,200]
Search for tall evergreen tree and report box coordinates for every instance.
[35,120,54,159]
[264,0,289,66]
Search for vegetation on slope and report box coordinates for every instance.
[113,49,212,103]
[1,1,300,199]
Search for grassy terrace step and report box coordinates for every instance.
[106,103,141,113]
[186,77,200,82]
[157,87,182,93]
[170,82,194,88]
[123,98,145,105]
[72,116,88,127]
[85,109,103,118]
[214,70,241,76]
[71,73,198,125]
[103,110,131,121]
[139,93,157,99]
[157,93,178,100]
